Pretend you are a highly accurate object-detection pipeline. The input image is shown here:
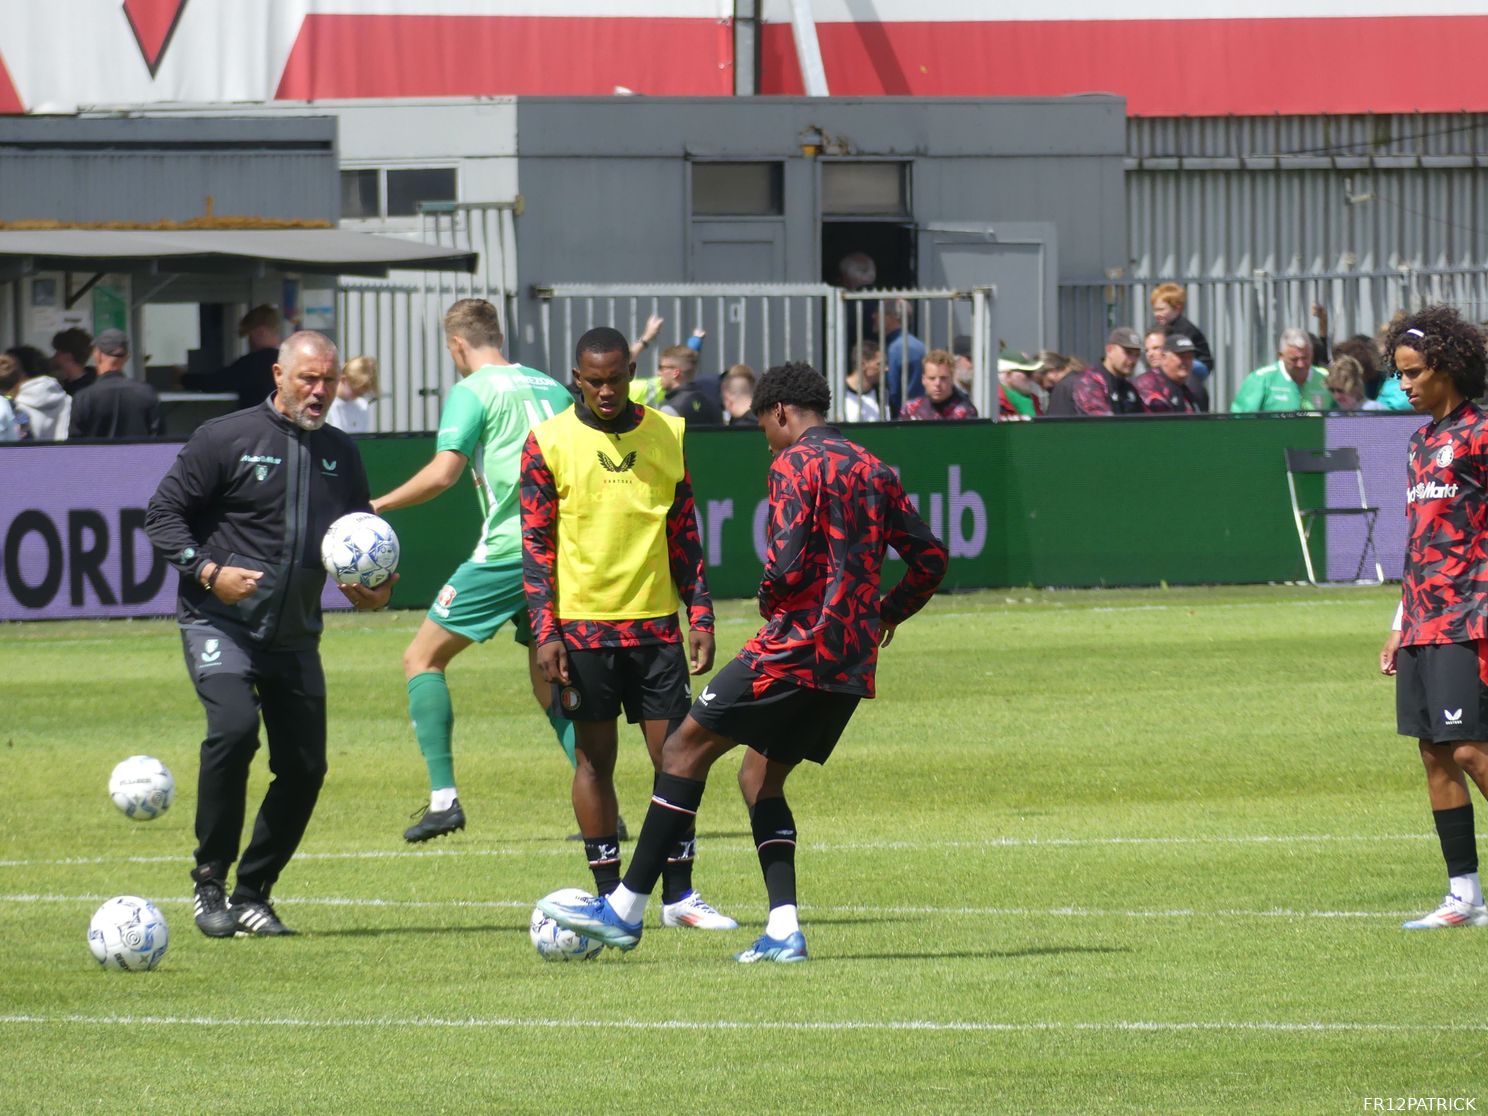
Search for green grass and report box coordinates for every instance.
[2,585,1484,1114]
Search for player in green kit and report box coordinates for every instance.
[372,298,578,841]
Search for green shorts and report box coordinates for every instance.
[427,559,532,645]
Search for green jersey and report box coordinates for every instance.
[436,363,573,563]
[1230,361,1334,413]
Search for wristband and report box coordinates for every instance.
[204,564,221,592]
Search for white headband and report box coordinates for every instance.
[1404,328,1426,339]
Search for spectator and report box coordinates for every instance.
[0,390,18,442]
[657,345,723,425]
[50,328,96,397]
[1230,328,1334,413]
[327,355,379,434]
[1035,350,1077,396]
[230,305,283,409]
[1047,327,1144,417]
[842,340,883,423]
[952,335,976,396]
[8,344,71,439]
[878,300,926,416]
[1325,354,1370,411]
[836,252,877,291]
[1150,283,1214,374]
[1133,335,1202,413]
[1142,329,1167,379]
[903,350,978,421]
[1334,334,1410,411]
[721,363,758,427]
[67,329,164,439]
[998,353,1042,420]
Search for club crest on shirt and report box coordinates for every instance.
[1436,444,1455,469]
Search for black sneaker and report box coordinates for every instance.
[193,879,237,938]
[566,815,629,842]
[404,798,466,843]
[231,898,296,936]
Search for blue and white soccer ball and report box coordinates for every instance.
[530,889,605,961]
[321,512,400,589]
[108,755,174,820]
[88,896,169,971]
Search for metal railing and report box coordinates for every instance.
[535,283,998,423]
[1060,266,1488,411]
[336,200,520,433]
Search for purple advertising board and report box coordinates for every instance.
[1,442,350,622]
[1324,412,1418,582]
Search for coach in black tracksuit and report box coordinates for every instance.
[145,332,394,938]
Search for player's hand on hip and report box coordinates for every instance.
[879,621,898,648]
[538,639,569,684]
[689,629,715,675]
[1379,629,1402,675]
[214,566,262,604]
[340,572,398,611]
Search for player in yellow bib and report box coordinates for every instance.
[372,299,576,842]
[519,326,737,931]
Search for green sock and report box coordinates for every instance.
[407,671,456,791]
[546,707,577,768]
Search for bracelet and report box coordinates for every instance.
[203,564,221,591]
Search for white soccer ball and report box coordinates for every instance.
[108,755,174,820]
[530,888,605,961]
[321,512,400,589]
[88,896,169,971]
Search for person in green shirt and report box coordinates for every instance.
[1230,328,1335,413]
[372,298,578,842]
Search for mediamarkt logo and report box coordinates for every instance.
[1409,480,1460,503]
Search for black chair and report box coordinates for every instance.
[1283,447,1384,586]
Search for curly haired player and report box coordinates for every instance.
[1378,305,1488,929]
[540,361,949,962]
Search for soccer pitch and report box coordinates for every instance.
[3,585,1484,1114]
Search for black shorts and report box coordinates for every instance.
[557,643,692,724]
[1396,640,1488,742]
[689,657,861,766]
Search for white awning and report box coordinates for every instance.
[0,228,477,277]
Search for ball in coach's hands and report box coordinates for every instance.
[322,512,400,589]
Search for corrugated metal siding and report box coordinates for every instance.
[0,152,337,225]
[1120,114,1488,277]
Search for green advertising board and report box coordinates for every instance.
[360,415,1327,611]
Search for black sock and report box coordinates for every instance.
[751,796,797,911]
[661,821,698,905]
[621,772,705,897]
[1433,804,1478,878]
[584,834,622,896]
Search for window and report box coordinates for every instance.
[339,170,378,219]
[692,162,784,217]
[821,162,909,217]
[386,168,457,217]
[339,167,458,220]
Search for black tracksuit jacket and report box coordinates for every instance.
[144,397,371,651]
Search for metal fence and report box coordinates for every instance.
[336,201,519,433]
[536,284,997,423]
[1059,267,1488,411]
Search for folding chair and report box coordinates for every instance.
[1283,447,1385,587]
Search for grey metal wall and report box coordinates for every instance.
[1120,113,1488,278]
[511,96,1127,356]
[0,116,339,225]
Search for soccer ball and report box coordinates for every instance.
[88,896,169,971]
[321,512,400,589]
[108,755,174,820]
[530,889,605,961]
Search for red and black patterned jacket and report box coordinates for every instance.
[738,425,948,696]
[1132,370,1199,414]
[1068,366,1144,416]
[519,401,713,650]
[902,390,979,421]
[1403,400,1488,645]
